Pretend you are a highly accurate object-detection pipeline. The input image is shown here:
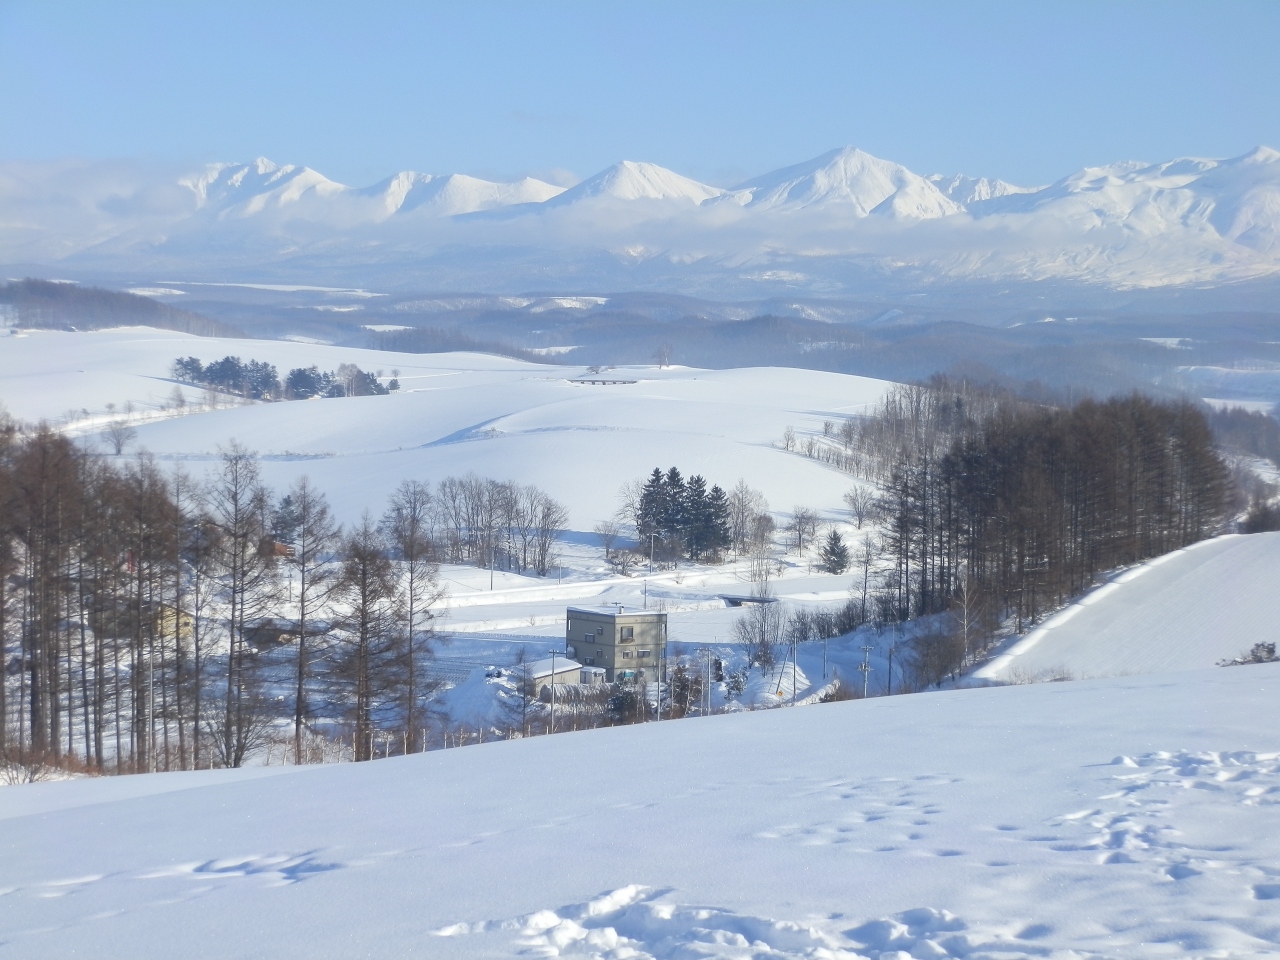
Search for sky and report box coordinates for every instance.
[2,1,1278,188]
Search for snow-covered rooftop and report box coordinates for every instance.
[526,656,581,678]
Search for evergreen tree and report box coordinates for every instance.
[706,484,732,559]
[684,475,710,558]
[636,469,665,545]
[819,529,851,574]
[665,471,686,545]
[661,467,686,555]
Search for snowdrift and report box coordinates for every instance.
[974,532,1280,683]
[3,665,1280,958]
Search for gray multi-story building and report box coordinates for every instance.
[565,607,667,683]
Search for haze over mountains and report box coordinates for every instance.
[4,145,1280,294]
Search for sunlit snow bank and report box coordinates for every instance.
[2,665,1279,959]
[974,532,1280,683]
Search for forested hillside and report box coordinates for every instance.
[1,280,240,337]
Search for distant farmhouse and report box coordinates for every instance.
[565,607,668,683]
[525,657,606,699]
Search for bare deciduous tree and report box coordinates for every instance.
[594,519,620,560]
[842,486,875,529]
[787,507,820,555]
[733,588,785,671]
[282,476,340,765]
[103,420,136,456]
[382,480,444,750]
[334,515,400,761]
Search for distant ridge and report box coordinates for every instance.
[0,280,242,337]
[6,145,1280,291]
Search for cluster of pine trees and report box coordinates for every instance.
[0,425,569,775]
[172,357,397,401]
[632,468,732,561]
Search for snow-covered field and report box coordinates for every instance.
[0,327,889,528]
[4,327,1280,958]
[3,665,1280,959]
[0,325,894,720]
[974,533,1280,683]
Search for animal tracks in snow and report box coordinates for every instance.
[434,751,1280,959]
[754,773,963,853]
[136,851,344,887]
[1046,750,1280,878]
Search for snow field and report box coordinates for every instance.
[974,532,1280,683]
[0,327,890,530]
[3,665,1280,958]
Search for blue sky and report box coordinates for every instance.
[2,1,1277,187]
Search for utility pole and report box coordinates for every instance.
[705,643,714,716]
[548,647,558,734]
[859,644,874,699]
[791,630,798,706]
[655,651,661,722]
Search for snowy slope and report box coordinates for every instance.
[974,533,1280,683]
[0,327,892,529]
[3,664,1280,959]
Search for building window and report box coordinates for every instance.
[622,651,633,659]
[596,649,603,658]
[620,626,634,640]
[583,657,594,665]
[638,649,651,658]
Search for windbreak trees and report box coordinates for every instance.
[852,385,1233,631]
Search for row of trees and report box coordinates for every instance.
[171,357,397,401]
[0,423,572,774]
[851,384,1233,631]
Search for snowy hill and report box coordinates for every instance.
[974,533,1280,683]
[7,145,1280,293]
[3,663,1279,958]
[0,327,891,529]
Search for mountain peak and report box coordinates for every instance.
[1240,145,1280,165]
[548,161,723,205]
[732,146,961,219]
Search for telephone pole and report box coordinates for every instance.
[859,644,874,698]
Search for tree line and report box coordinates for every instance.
[0,424,569,775]
[1,279,241,338]
[171,356,398,401]
[839,384,1233,675]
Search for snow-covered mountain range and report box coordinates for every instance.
[4,145,1280,291]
